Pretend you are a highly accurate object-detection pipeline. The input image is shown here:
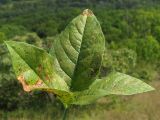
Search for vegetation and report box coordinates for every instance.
[0,0,160,120]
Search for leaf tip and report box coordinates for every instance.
[147,85,155,92]
[141,82,155,93]
[131,84,155,95]
[82,9,94,16]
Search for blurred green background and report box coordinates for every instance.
[0,0,160,120]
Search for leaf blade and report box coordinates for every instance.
[50,9,105,91]
[72,72,155,105]
[5,41,69,92]
[92,72,155,95]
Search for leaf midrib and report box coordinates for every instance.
[71,15,88,80]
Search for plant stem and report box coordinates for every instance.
[62,107,68,120]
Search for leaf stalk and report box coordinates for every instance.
[62,107,68,120]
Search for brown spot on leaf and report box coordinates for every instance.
[37,64,43,73]
[17,75,44,92]
[36,80,43,86]
[17,75,32,92]
[45,74,50,82]
[82,9,93,16]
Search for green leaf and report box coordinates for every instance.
[5,41,74,104]
[50,9,105,91]
[72,72,155,105]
